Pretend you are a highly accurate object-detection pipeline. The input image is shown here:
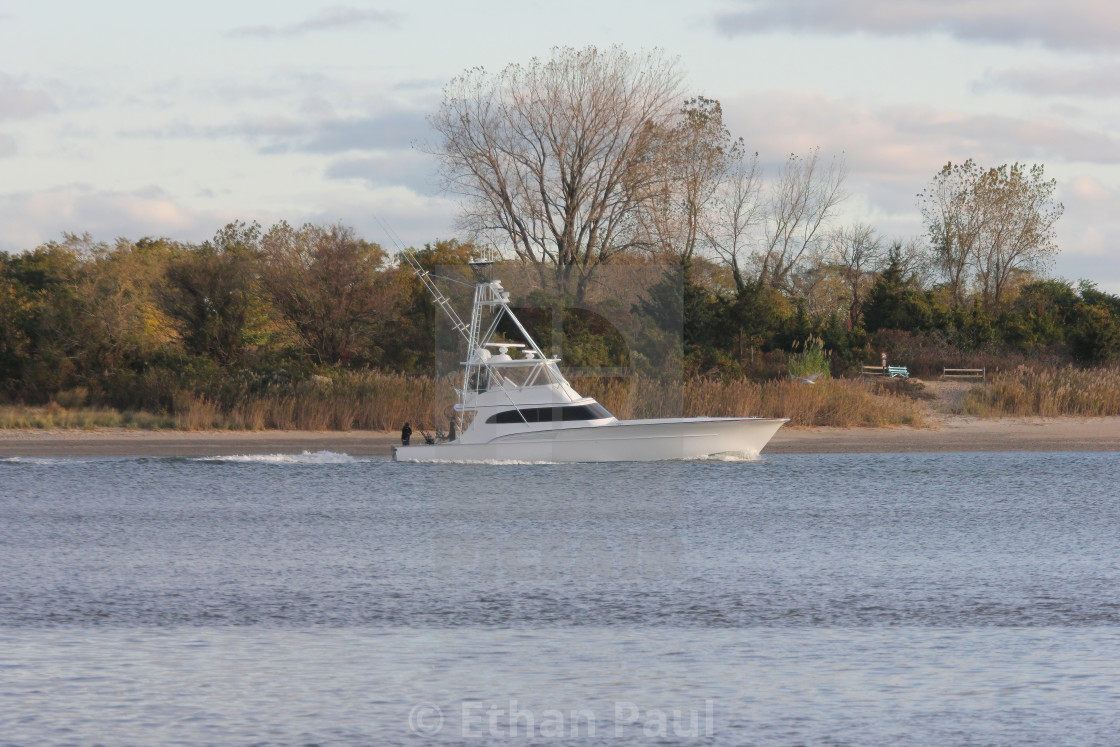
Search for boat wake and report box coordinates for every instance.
[2,452,375,466]
[0,456,70,466]
[192,451,365,465]
[692,451,763,462]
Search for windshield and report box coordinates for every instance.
[489,362,564,388]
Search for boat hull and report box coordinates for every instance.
[392,417,787,463]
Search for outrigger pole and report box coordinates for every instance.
[398,249,471,344]
[377,218,548,437]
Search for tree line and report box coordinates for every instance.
[2,45,1119,414]
[0,212,1117,413]
[0,224,477,409]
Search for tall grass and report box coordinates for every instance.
[15,365,1120,429]
[223,372,453,431]
[573,376,683,419]
[0,403,175,430]
[4,371,928,431]
[962,365,1120,417]
[576,375,926,427]
[684,377,926,427]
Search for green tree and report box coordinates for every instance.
[999,279,1079,349]
[382,239,481,372]
[159,222,262,365]
[0,268,33,398]
[1070,282,1120,364]
[70,238,177,376]
[261,222,392,366]
[861,246,934,333]
[0,243,83,400]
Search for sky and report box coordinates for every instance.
[2,0,1119,291]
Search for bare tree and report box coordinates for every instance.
[704,151,763,292]
[890,237,935,288]
[973,163,1063,307]
[644,96,743,265]
[919,159,1062,308]
[827,223,885,329]
[430,45,684,298]
[919,159,984,306]
[787,250,845,319]
[260,222,393,366]
[753,149,847,292]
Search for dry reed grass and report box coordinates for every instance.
[141,372,453,432]
[223,372,452,432]
[572,377,682,419]
[4,371,930,431]
[173,395,227,430]
[962,365,1120,417]
[684,377,927,427]
[576,375,927,427]
[0,372,449,431]
[0,404,174,430]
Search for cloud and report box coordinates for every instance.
[126,109,433,156]
[713,0,1120,51]
[229,6,401,38]
[1056,176,1120,283]
[980,63,1120,98]
[392,78,447,93]
[324,151,440,195]
[0,133,15,157]
[301,191,458,250]
[0,183,457,255]
[0,74,55,121]
[298,111,432,153]
[0,185,242,252]
[721,91,1120,183]
[894,111,1120,165]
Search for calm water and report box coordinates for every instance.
[1,451,1117,745]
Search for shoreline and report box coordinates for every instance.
[2,416,1120,457]
[766,415,1120,454]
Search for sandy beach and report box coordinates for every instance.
[766,416,1120,454]
[2,416,1120,457]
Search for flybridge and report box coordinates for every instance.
[392,250,787,462]
[397,249,578,428]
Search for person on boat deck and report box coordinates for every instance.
[401,422,412,446]
[448,419,456,441]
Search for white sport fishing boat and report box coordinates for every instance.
[392,256,786,462]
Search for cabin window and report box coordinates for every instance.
[486,403,613,424]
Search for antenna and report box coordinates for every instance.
[467,244,497,283]
[373,215,408,258]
